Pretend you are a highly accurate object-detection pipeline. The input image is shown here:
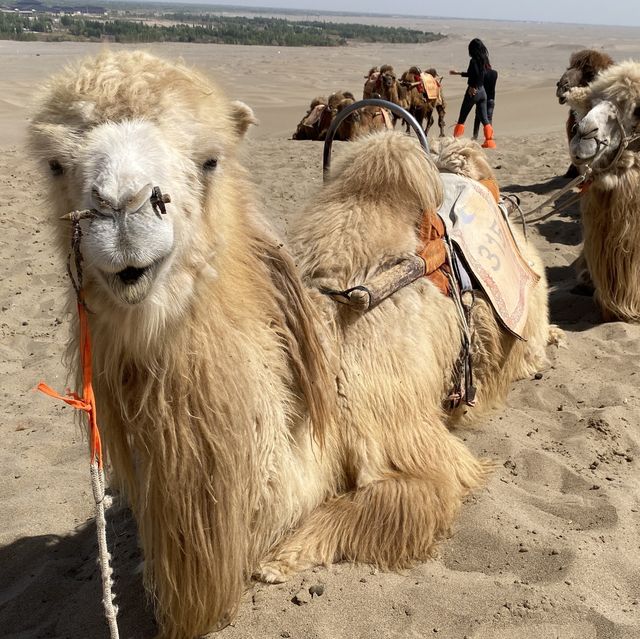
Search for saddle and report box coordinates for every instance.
[418,73,441,101]
[323,173,540,406]
[437,173,540,340]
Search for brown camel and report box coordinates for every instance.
[400,66,447,136]
[556,49,614,177]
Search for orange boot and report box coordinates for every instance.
[482,124,496,148]
[453,123,465,138]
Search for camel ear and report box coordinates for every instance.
[565,86,593,118]
[230,100,258,138]
[28,122,83,165]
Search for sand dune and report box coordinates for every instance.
[1,16,640,639]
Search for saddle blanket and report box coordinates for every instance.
[302,103,326,127]
[437,173,540,339]
[419,73,441,101]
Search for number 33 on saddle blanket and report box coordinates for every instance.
[430,173,540,339]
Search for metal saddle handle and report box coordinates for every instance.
[322,98,430,180]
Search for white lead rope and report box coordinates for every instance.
[90,461,120,639]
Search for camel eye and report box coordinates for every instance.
[49,159,63,176]
[633,105,640,119]
[203,158,218,171]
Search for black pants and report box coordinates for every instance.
[473,98,495,138]
[457,87,488,127]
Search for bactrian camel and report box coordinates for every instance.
[30,51,552,638]
[556,49,614,177]
[566,60,640,322]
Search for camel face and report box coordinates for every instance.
[78,119,178,306]
[569,99,624,167]
[556,67,582,104]
[381,70,396,88]
[30,50,256,316]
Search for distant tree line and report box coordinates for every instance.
[0,13,445,46]
[0,12,52,39]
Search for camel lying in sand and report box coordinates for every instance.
[293,91,389,140]
[556,49,614,177]
[30,51,552,638]
[566,60,640,322]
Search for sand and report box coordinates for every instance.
[1,16,640,639]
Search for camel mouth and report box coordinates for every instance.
[117,265,150,285]
[101,259,164,305]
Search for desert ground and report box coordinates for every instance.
[1,15,640,639]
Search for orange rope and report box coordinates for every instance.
[38,299,103,469]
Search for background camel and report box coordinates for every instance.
[401,66,447,136]
[292,96,328,139]
[556,49,614,177]
[293,91,386,140]
[363,64,410,126]
[333,95,391,140]
[566,60,640,322]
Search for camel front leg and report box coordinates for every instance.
[437,104,446,137]
[255,436,489,583]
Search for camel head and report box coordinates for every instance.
[557,49,614,104]
[29,51,256,324]
[379,65,397,89]
[556,67,582,104]
[566,61,640,175]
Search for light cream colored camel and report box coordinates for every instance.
[566,60,640,322]
[30,51,551,639]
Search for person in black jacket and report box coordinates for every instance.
[449,38,496,148]
[473,66,498,141]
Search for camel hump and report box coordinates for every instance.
[420,73,440,100]
[438,173,540,339]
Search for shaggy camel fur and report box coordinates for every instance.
[556,49,614,176]
[566,61,640,322]
[293,133,553,427]
[30,51,550,638]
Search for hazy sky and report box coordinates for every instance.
[182,0,640,27]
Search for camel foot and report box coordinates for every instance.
[254,558,299,584]
[547,324,567,348]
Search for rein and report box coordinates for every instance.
[37,186,170,638]
[37,210,120,639]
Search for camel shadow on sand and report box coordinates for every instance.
[0,504,156,638]
[546,264,602,331]
[501,175,573,196]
